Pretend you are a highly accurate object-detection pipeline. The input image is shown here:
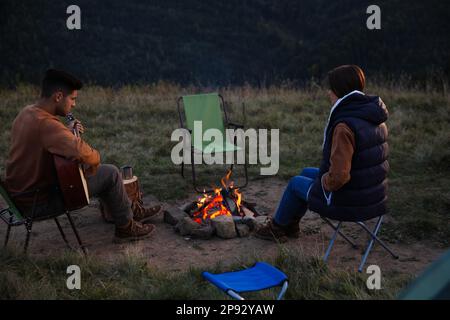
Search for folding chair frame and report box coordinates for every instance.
[1,186,87,256]
[226,280,289,300]
[322,215,398,272]
[177,94,248,193]
[203,262,289,300]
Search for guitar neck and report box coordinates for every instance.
[67,112,80,137]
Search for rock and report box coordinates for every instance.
[255,206,271,216]
[164,206,189,226]
[236,224,250,237]
[242,216,257,230]
[255,215,271,229]
[232,216,244,224]
[191,224,216,240]
[179,202,197,213]
[175,217,201,236]
[211,216,237,239]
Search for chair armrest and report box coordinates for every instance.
[0,207,25,226]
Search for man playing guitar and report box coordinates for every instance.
[4,69,160,243]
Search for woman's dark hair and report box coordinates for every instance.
[41,69,83,98]
[328,65,365,98]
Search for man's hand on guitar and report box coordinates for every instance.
[68,120,85,134]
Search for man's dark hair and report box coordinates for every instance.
[41,69,83,98]
[328,65,365,98]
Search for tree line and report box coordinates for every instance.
[1,0,449,87]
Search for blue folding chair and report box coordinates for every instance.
[322,215,399,272]
[202,262,288,300]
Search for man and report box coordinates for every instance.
[5,69,160,243]
[256,65,389,242]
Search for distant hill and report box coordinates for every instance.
[1,0,449,86]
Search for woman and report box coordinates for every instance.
[256,65,389,242]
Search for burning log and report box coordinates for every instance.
[172,169,260,239]
[189,169,257,225]
[241,206,254,218]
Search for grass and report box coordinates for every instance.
[0,82,448,299]
[0,246,409,300]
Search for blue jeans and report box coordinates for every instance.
[273,167,319,226]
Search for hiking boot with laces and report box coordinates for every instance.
[100,202,162,224]
[255,220,289,243]
[132,201,162,222]
[114,219,155,243]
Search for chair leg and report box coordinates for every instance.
[4,224,11,248]
[322,218,358,249]
[227,289,245,300]
[239,160,248,189]
[190,147,204,193]
[323,221,342,262]
[191,160,203,193]
[224,281,288,301]
[23,218,33,254]
[357,218,380,272]
[65,212,87,256]
[181,161,185,178]
[4,213,13,248]
[356,216,399,272]
[277,281,289,300]
[232,147,248,190]
[230,134,243,189]
[54,217,73,250]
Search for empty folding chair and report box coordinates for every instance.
[177,93,248,193]
[202,262,288,300]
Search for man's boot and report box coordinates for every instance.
[100,201,161,224]
[132,201,161,222]
[114,219,155,243]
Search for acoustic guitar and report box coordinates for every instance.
[53,112,90,210]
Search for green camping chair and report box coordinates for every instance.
[177,93,248,192]
[0,179,87,255]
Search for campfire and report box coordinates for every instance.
[164,170,263,239]
[186,170,259,226]
[191,170,243,224]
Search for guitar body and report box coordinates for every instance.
[53,114,90,211]
[53,155,90,211]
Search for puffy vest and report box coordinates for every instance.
[308,92,389,221]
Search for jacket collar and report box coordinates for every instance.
[322,90,364,148]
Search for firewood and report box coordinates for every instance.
[241,206,254,218]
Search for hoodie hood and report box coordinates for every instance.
[336,93,388,125]
[322,91,388,148]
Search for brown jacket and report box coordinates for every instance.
[5,105,100,201]
[322,123,355,192]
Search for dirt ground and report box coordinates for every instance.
[0,177,445,277]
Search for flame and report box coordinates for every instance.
[235,188,242,210]
[191,170,242,224]
[221,169,233,189]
